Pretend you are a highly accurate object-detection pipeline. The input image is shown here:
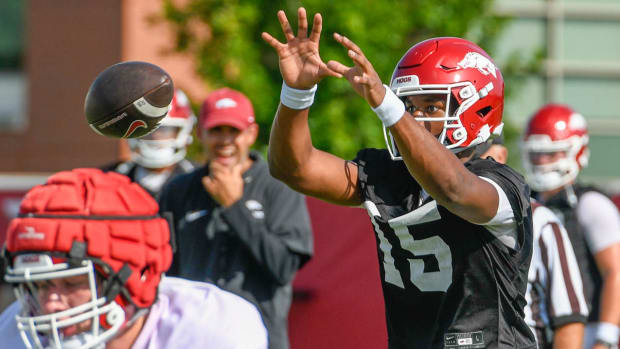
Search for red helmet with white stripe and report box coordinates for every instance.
[520,104,589,191]
[2,168,172,349]
[128,89,196,169]
[387,37,504,159]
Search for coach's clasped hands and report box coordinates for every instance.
[202,161,244,208]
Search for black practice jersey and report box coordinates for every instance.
[353,149,535,349]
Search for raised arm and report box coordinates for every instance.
[326,34,500,223]
[388,110,500,223]
[262,8,360,206]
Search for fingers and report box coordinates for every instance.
[297,7,308,39]
[201,176,214,192]
[320,61,343,78]
[346,48,370,71]
[334,32,375,74]
[326,60,350,76]
[277,10,295,41]
[333,33,363,55]
[261,32,285,51]
[231,163,243,177]
[352,74,374,85]
[309,13,322,43]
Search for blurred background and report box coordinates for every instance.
[1,0,619,348]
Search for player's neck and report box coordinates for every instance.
[457,150,475,163]
[147,164,175,174]
[106,314,147,349]
[540,184,574,203]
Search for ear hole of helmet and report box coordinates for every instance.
[477,106,492,118]
[102,264,132,305]
[448,95,460,117]
[139,265,151,281]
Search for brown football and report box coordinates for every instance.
[84,61,174,138]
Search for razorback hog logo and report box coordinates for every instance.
[122,120,148,138]
[569,113,587,131]
[457,52,497,78]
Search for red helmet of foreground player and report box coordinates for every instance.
[387,37,504,159]
[2,168,172,349]
[520,104,589,191]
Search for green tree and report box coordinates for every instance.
[162,0,508,160]
[0,0,24,70]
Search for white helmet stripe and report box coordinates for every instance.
[133,97,171,118]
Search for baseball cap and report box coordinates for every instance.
[199,88,255,131]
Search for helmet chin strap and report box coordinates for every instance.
[48,332,105,349]
[563,183,578,208]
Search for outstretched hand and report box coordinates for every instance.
[327,33,386,108]
[261,8,341,90]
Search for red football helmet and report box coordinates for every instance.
[520,104,589,191]
[386,37,504,159]
[128,88,196,169]
[2,168,172,349]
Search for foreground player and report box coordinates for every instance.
[262,8,535,349]
[103,88,197,199]
[0,168,267,349]
[521,104,620,349]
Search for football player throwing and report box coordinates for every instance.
[263,7,535,349]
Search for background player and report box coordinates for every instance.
[103,88,197,199]
[480,137,589,348]
[0,168,267,349]
[262,8,535,348]
[521,104,620,349]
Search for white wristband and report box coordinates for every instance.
[371,85,406,127]
[596,322,620,345]
[280,82,317,110]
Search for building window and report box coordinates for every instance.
[0,0,27,132]
[493,0,620,186]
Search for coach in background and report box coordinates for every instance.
[521,104,620,349]
[159,87,313,349]
[479,138,589,348]
[102,88,197,199]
